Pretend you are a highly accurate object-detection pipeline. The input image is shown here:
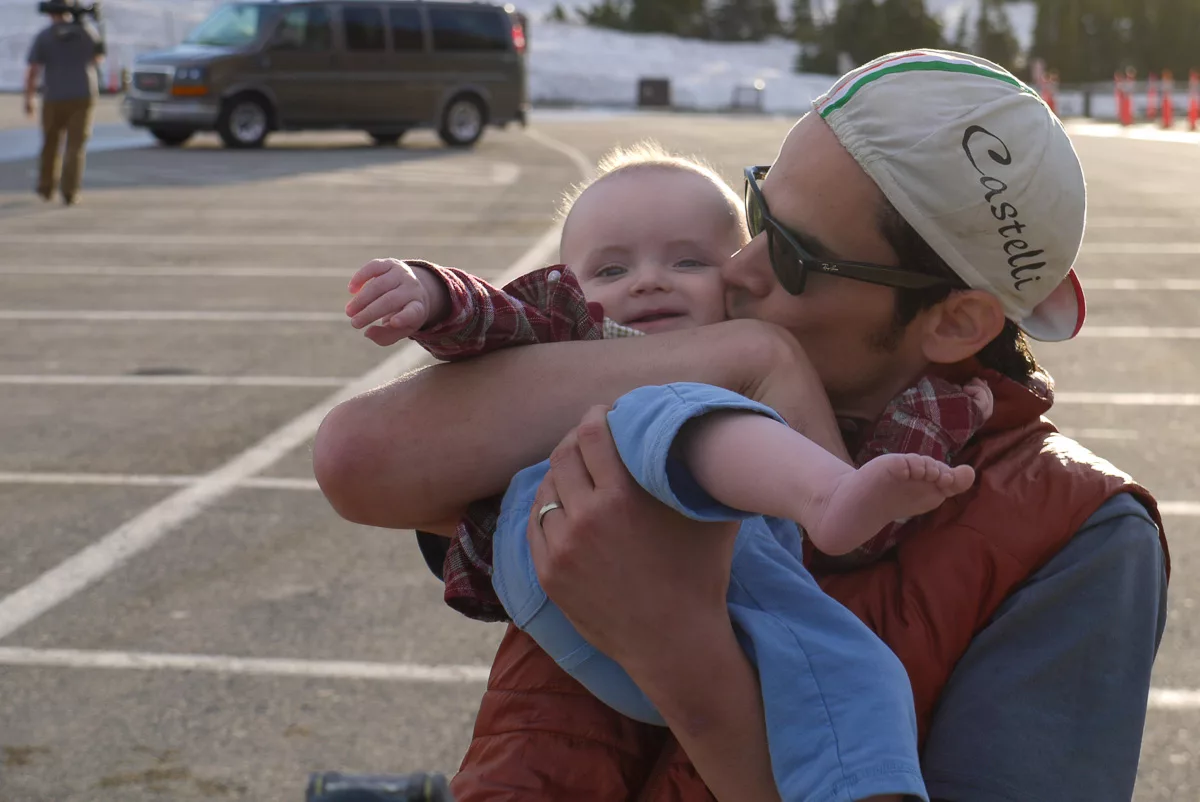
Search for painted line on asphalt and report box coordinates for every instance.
[1148,688,1200,709]
[0,129,589,643]
[0,472,318,491]
[0,266,351,278]
[1056,392,1200,406]
[0,647,1192,701]
[0,233,533,247]
[1083,243,1200,255]
[0,310,344,322]
[0,647,489,682]
[1083,279,1200,291]
[0,470,1193,515]
[1055,428,1140,441]
[0,375,349,388]
[1077,327,1200,339]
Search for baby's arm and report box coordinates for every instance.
[347,259,601,359]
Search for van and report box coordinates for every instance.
[121,0,528,149]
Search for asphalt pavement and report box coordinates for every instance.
[0,95,1196,801]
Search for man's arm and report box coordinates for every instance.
[921,494,1167,802]
[313,318,840,532]
[23,63,41,117]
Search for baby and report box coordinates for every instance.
[344,143,992,801]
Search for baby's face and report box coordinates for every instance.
[560,168,747,334]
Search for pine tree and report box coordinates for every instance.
[579,0,630,31]
[974,0,1019,69]
[875,0,943,55]
[711,0,783,41]
[628,0,708,37]
[791,0,818,42]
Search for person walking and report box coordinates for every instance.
[24,0,105,205]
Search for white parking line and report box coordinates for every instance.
[0,129,587,643]
[1084,279,1200,291]
[1083,243,1200,255]
[1056,392,1200,406]
[1148,688,1200,709]
[0,310,343,322]
[1056,428,1140,440]
[0,375,349,388]
[0,266,350,278]
[0,472,318,490]
[0,646,1191,705]
[0,470,1193,516]
[1078,327,1200,339]
[0,647,489,682]
[0,233,532,248]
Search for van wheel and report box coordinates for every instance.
[218,95,271,149]
[368,129,407,146]
[150,128,194,147]
[438,95,487,148]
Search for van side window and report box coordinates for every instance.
[428,7,508,52]
[343,5,386,51]
[388,6,425,51]
[273,6,333,51]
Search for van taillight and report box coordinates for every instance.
[511,21,526,53]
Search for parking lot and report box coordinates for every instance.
[0,97,1197,801]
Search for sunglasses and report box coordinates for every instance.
[744,165,960,295]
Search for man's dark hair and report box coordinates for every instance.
[877,200,1041,383]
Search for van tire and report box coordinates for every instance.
[438,94,487,148]
[217,94,271,149]
[150,128,194,147]
[368,129,407,146]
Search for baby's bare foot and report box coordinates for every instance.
[804,454,975,556]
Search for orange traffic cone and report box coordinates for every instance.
[1162,70,1175,129]
[1188,70,1199,132]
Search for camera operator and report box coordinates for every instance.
[24,0,105,206]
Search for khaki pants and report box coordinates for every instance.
[39,97,95,201]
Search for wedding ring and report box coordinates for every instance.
[537,501,563,527]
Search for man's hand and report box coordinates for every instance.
[346,258,449,347]
[24,96,34,118]
[528,405,738,673]
[527,405,782,802]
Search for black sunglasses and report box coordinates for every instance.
[744,165,960,295]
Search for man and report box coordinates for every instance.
[24,0,104,206]
[313,51,1169,801]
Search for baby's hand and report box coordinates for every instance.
[346,258,447,346]
[963,377,995,421]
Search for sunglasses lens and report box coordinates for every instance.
[745,184,765,238]
[768,229,807,295]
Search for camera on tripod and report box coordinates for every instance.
[37,0,102,23]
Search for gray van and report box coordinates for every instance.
[122,0,528,149]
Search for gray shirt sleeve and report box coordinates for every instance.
[921,492,1168,802]
[26,29,47,65]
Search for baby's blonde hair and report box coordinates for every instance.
[557,140,747,233]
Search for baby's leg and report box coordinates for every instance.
[801,453,974,555]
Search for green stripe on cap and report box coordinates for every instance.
[820,60,1036,119]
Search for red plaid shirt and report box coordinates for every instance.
[409,261,987,622]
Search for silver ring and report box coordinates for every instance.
[537,501,563,528]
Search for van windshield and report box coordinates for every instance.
[184,3,270,47]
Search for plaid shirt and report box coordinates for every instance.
[409,261,986,622]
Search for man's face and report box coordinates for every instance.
[723,114,931,418]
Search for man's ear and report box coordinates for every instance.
[920,290,1006,364]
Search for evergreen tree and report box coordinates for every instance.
[973,0,1019,68]
[875,0,943,54]
[579,0,630,31]
[628,0,708,37]
[711,0,783,42]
